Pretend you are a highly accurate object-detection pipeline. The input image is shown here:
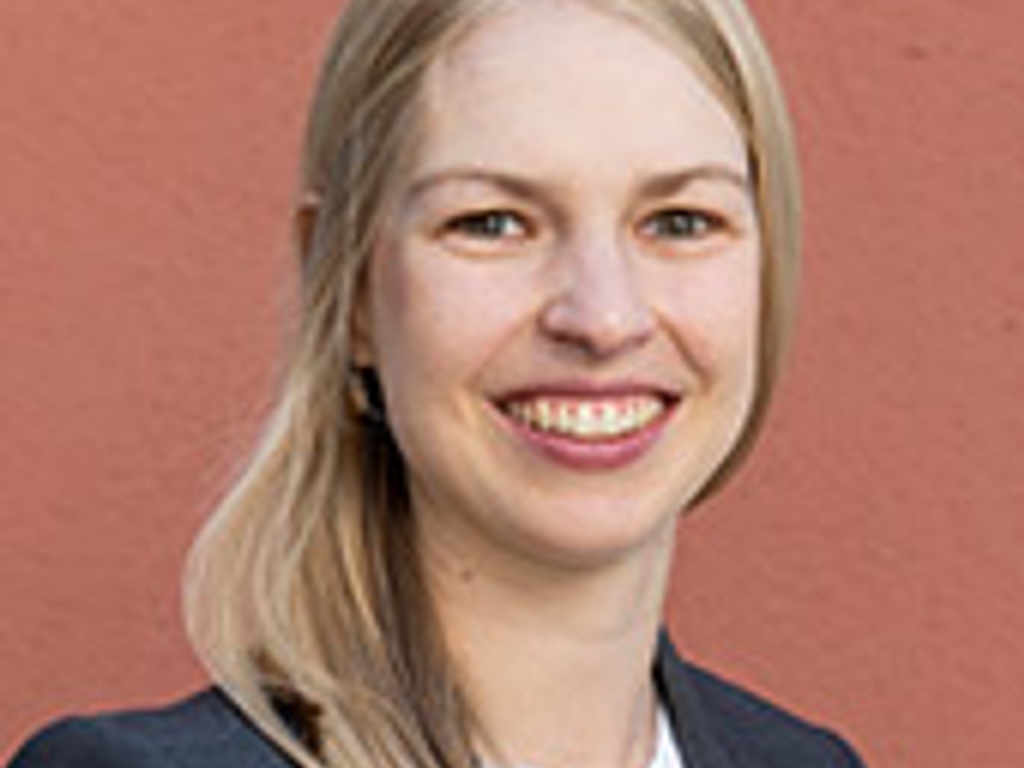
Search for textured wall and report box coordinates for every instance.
[2,2,1021,766]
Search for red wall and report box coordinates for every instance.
[2,2,1021,766]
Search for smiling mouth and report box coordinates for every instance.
[500,394,670,442]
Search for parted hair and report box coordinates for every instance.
[183,1,800,766]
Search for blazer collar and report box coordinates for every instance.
[654,633,737,768]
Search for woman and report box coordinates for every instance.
[11,0,866,767]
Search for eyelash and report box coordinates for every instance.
[437,206,733,253]
[639,208,730,241]
[443,210,530,241]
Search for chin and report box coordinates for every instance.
[480,489,686,573]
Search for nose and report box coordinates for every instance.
[539,235,655,359]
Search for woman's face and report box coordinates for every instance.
[359,1,760,572]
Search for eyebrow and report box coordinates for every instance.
[403,164,752,208]
[636,166,752,199]
[404,169,559,210]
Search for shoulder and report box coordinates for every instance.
[656,639,867,767]
[682,662,865,767]
[9,690,294,768]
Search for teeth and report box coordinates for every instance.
[505,396,665,440]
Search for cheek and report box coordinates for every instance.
[370,246,443,379]
[656,251,761,378]
[368,244,535,388]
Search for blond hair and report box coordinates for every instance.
[184,1,801,766]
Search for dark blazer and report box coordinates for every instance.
[9,639,866,768]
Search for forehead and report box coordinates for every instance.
[417,0,747,178]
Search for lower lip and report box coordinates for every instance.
[496,403,676,471]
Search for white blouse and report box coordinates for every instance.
[649,703,685,768]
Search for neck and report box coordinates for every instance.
[420,518,677,768]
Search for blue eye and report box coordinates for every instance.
[445,210,528,240]
[642,209,724,240]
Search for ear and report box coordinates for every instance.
[293,191,321,265]
[347,232,376,370]
[295,192,376,368]
[349,281,375,368]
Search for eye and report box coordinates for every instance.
[443,210,530,241]
[640,208,726,241]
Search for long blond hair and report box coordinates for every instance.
[184,1,801,766]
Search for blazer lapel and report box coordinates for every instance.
[654,633,737,768]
